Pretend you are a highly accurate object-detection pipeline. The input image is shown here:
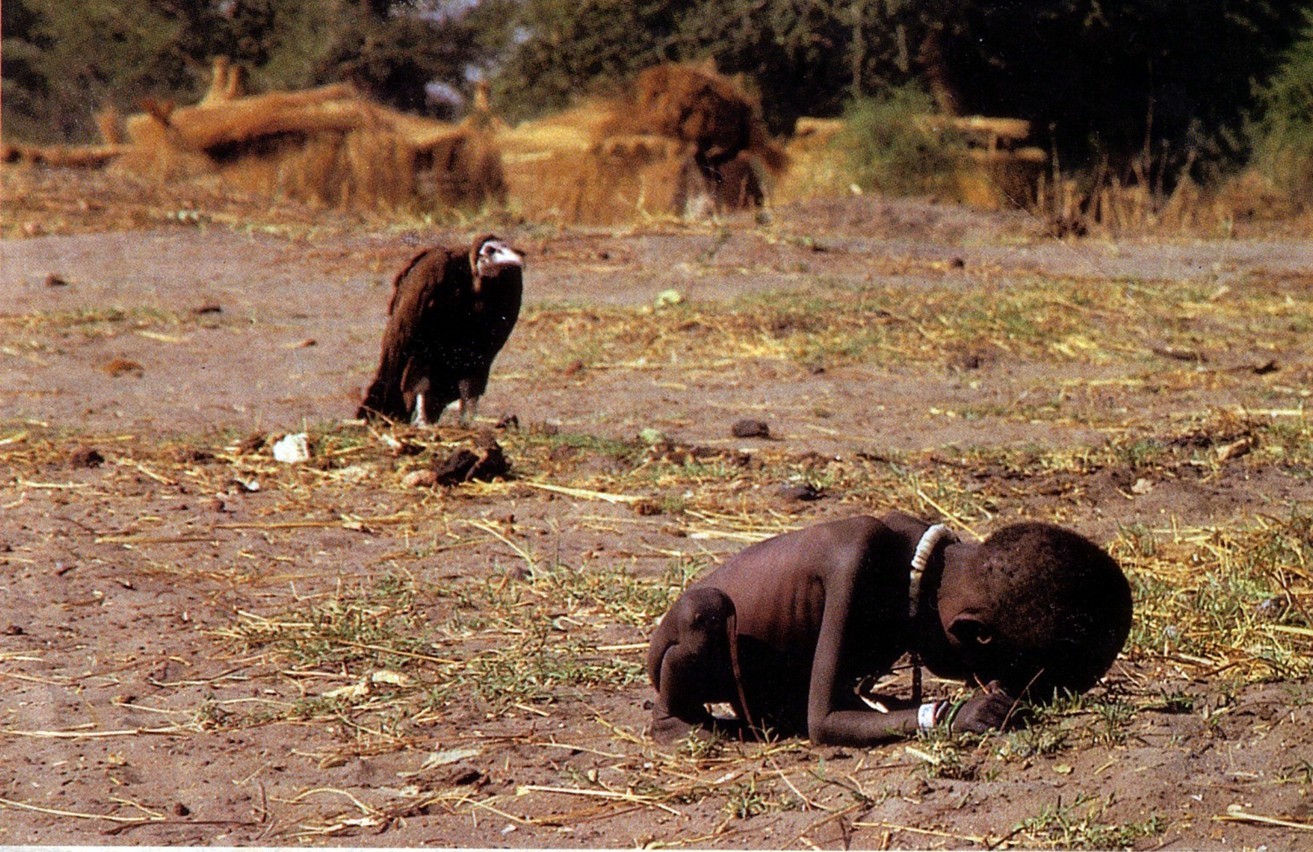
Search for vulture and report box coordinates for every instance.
[357,234,523,426]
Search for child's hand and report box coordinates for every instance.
[949,681,1020,732]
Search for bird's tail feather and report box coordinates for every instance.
[356,378,407,421]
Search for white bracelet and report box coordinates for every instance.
[917,701,941,730]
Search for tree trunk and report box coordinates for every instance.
[917,27,961,115]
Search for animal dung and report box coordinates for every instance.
[429,435,510,486]
[401,431,513,488]
[271,432,311,464]
[778,481,824,502]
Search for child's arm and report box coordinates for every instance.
[802,523,1019,745]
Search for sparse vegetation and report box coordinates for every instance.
[1250,13,1313,209]
[1013,794,1165,850]
[1,170,1310,846]
[834,87,966,197]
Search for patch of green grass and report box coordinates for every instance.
[994,691,1139,761]
[217,559,671,728]
[1012,794,1165,850]
[721,777,800,820]
[996,719,1070,761]
[911,729,982,780]
[6,305,195,338]
[518,427,647,466]
[835,86,965,197]
[515,273,1313,380]
[226,571,429,671]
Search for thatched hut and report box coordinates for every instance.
[500,63,787,224]
[113,75,505,212]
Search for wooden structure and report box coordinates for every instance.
[922,115,1047,209]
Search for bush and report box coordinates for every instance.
[834,87,964,197]
[1250,15,1313,206]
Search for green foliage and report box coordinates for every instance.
[313,3,489,115]
[836,86,964,196]
[485,0,1310,178]
[663,0,878,136]
[6,0,1310,178]
[1,0,52,142]
[470,0,674,124]
[480,0,916,133]
[0,0,492,144]
[1014,794,1164,850]
[1250,12,1313,204]
[917,1,1310,177]
[5,0,191,142]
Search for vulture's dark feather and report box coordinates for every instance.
[357,234,523,426]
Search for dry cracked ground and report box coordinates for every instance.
[1,166,1312,848]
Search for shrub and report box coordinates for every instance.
[1249,14,1313,206]
[833,87,964,197]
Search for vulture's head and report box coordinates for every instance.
[471,235,523,292]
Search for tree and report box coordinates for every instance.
[1,0,493,143]
[2,0,54,142]
[1250,11,1313,200]
[909,1,1312,177]
[484,0,1311,177]
[469,0,676,124]
[313,1,490,114]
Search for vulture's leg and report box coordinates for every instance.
[457,379,478,427]
[411,392,429,427]
[409,375,433,427]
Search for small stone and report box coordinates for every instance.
[402,469,438,488]
[730,419,770,439]
[69,447,105,468]
[778,482,824,502]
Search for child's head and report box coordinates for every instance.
[937,522,1133,699]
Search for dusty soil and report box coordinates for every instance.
[1,166,1311,848]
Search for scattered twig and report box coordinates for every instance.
[1215,805,1313,832]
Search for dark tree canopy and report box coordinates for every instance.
[2,0,494,143]
[483,0,1312,174]
[313,1,489,115]
[920,1,1312,175]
